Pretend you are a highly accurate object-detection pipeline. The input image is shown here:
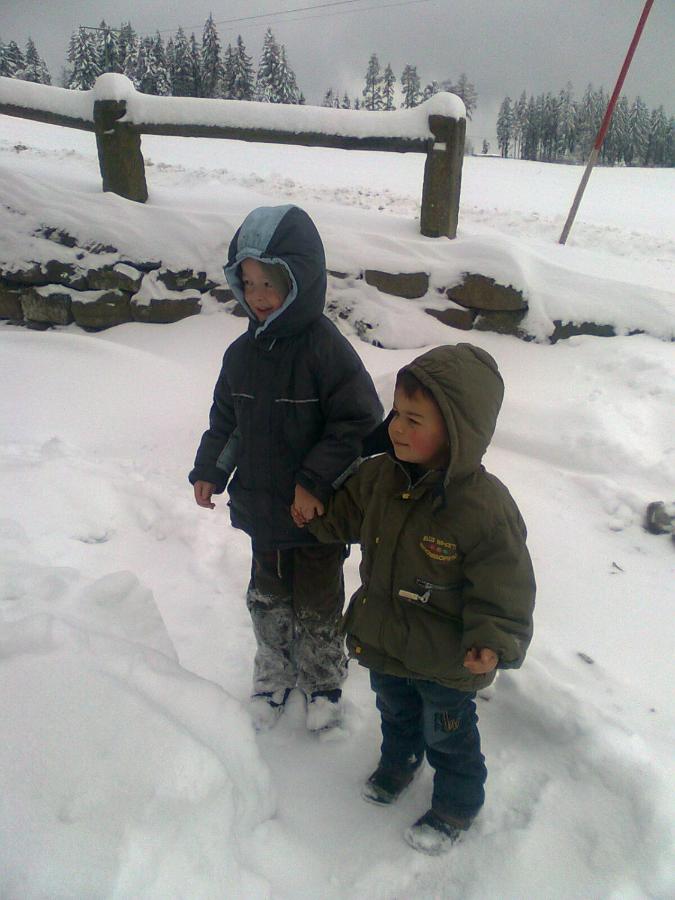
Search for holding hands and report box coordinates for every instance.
[291,484,324,527]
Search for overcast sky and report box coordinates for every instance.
[1,0,673,143]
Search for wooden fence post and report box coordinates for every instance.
[93,99,148,203]
[420,113,465,239]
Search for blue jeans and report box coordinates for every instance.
[369,670,487,825]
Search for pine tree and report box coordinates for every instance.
[323,87,344,108]
[522,95,539,160]
[172,27,194,96]
[341,92,351,109]
[165,36,176,88]
[665,116,675,167]
[353,97,361,110]
[645,105,669,166]
[67,27,100,90]
[256,28,282,102]
[558,83,576,159]
[400,64,421,108]
[189,33,202,98]
[496,96,513,157]
[627,96,649,165]
[382,63,396,110]
[21,37,51,84]
[152,32,171,95]
[119,23,138,78]
[362,53,383,110]
[610,95,630,165]
[3,40,25,77]
[201,13,223,98]
[135,38,155,94]
[98,21,121,73]
[222,43,235,98]
[123,37,140,86]
[540,91,561,161]
[277,45,300,104]
[422,80,439,101]
[230,35,254,100]
[575,84,603,159]
[450,73,477,120]
[513,91,528,158]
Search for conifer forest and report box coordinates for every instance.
[1,15,672,166]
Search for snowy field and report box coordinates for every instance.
[1,112,674,899]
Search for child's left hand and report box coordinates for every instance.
[291,484,324,527]
[463,647,499,674]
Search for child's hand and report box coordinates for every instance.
[463,647,499,674]
[194,480,217,509]
[291,484,324,527]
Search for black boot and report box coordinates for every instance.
[404,809,464,855]
[361,755,423,805]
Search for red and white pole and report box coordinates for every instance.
[559,0,655,245]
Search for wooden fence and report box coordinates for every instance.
[0,76,466,239]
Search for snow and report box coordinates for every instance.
[132,271,201,306]
[1,115,672,342]
[0,73,465,139]
[0,75,94,122]
[1,110,674,899]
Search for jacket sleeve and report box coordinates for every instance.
[296,331,383,503]
[188,357,237,493]
[307,466,368,545]
[460,515,536,669]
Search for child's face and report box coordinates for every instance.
[388,386,450,470]
[241,258,287,322]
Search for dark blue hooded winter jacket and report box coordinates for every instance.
[189,205,383,549]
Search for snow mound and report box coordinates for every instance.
[0,525,274,899]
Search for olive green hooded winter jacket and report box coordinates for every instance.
[308,344,536,692]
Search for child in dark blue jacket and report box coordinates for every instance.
[190,204,382,732]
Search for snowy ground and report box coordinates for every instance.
[1,114,674,899]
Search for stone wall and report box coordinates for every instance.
[0,256,236,331]
[1,237,625,343]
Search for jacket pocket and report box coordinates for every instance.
[399,600,465,682]
[396,579,463,622]
[391,579,465,681]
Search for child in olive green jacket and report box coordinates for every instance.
[293,343,535,854]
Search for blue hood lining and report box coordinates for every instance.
[224,203,300,336]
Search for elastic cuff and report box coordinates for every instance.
[296,471,331,504]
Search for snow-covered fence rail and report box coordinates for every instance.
[0,74,466,239]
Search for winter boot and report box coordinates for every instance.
[361,755,423,805]
[404,809,463,855]
[644,501,675,535]
[249,688,292,733]
[306,688,343,733]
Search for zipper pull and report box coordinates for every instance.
[398,589,431,604]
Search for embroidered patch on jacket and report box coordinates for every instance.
[420,535,458,562]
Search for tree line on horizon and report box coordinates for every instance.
[0,19,477,116]
[496,85,674,167]
[3,22,671,167]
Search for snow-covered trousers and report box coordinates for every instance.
[246,544,348,696]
